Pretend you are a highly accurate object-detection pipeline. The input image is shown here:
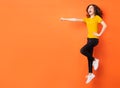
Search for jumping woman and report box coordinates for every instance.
[60,4,107,84]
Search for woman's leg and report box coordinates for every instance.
[88,46,94,73]
[80,38,98,73]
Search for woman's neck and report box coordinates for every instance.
[90,14,95,18]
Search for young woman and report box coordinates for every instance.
[60,4,107,84]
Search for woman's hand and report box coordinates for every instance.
[60,17,83,22]
[93,32,101,37]
[60,17,66,21]
[60,17,84,22]
[60,18,76,21]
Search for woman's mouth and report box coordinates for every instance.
[88,11,92,14]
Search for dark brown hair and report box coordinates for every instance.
[86,4,103,18]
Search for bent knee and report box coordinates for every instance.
[80,48,84,54]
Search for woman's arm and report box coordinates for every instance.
[94,21,107,36]
[60,17,84,22]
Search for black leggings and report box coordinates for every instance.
[80,38,99,73]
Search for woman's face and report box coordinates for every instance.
[87,5,95,16]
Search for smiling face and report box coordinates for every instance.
[86,4,103,18]
[87,5,95,16]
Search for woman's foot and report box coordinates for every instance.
[86,73,95,84]
[93,58,99,70]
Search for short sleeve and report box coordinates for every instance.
[83,18,87,22]
[96,15,103,23]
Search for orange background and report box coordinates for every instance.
[0,0,120,88]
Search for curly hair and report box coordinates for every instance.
[86,4,103,18]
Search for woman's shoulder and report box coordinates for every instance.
[95,15,103,23]
[95,15,102,18]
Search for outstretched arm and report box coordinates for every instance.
[60,17,84,22]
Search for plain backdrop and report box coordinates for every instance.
[0,0,120,88]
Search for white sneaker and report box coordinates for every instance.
[93,58,99,70]
[86,73,95,84]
